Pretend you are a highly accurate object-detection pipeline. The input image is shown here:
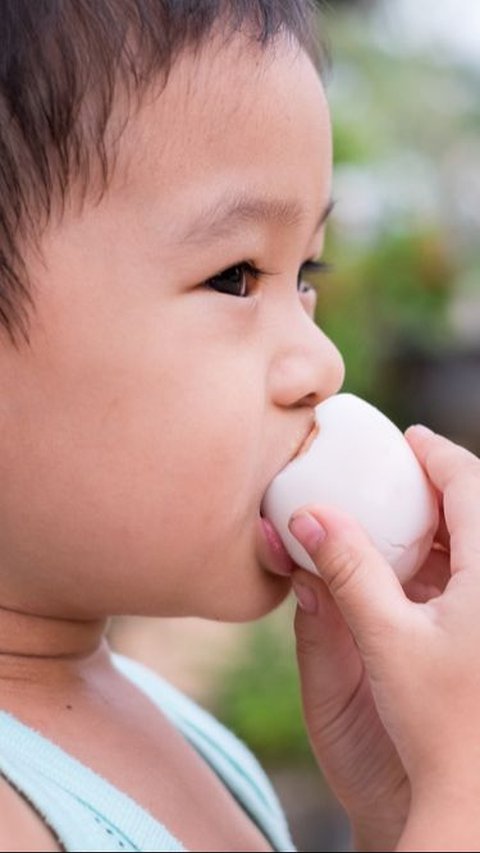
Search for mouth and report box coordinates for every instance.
[256,419,319,577]
[260,418,320,511]
[256,513,295,577]
[292,420,320,461]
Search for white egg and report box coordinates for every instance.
[261,393,439,583]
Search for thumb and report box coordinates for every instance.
[289,505,409,654]
[292,570,367,733]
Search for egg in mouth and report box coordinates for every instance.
[294,422,320,459]
[260,393,439,584]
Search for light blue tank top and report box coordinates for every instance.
[0,653,296,852]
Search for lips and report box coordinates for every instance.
[256,514,295,577]
[293,421,320,460]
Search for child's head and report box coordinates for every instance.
[0,1,344,625]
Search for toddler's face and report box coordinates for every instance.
[0,32,344,622]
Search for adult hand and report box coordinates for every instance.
[289,426,480,851]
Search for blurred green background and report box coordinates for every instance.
[111,2,480,849]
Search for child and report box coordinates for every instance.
[0,1,479,850]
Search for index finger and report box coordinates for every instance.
[405,426,480,572]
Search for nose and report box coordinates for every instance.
[269,311,345,409]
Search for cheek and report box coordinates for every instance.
[0,356,261,605]
[157,389,260,523]
[0,261,267,613]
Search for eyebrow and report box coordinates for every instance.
[177,193,335,246]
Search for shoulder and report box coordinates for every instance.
[0,775,61,852]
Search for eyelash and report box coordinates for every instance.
[204,259,332,299]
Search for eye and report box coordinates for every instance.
[297,259,332,294]
[204,262,268,298]
[204,259,332,298]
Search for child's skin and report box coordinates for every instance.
[0,22,479,853]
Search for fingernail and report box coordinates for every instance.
[292,581,318,615]
[409,424,434,438]
[289,512,327,554]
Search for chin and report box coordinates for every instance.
[201,573,292,624]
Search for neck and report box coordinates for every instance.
[0,601,117,725]
[0,602,107,667]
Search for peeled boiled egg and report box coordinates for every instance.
[261,393,439,584]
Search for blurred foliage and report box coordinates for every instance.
[213,604,316,768]
[314,224,454,404]
[312,1,480,417]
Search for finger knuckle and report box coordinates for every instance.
[320,543,365,598]
[294,628,321,658]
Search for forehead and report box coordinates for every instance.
[113,33,332,230]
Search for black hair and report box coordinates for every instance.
[0,0,326,345]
